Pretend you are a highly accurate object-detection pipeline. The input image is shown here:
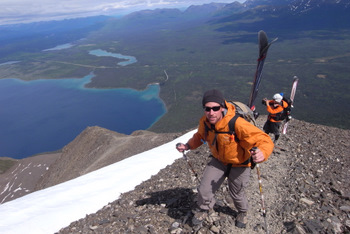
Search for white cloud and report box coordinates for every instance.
[0,0,245,25]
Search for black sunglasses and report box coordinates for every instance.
[204,106,221,112]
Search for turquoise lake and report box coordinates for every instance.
[0,50,166,159]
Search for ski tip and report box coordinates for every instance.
[258,31,269,53]
[258,31,278,45]
[258,30,268,39]
[293,76,299,82]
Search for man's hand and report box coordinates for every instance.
[250,147,264,163]
[176,143,188,152]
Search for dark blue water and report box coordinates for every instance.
[0,73,166,159]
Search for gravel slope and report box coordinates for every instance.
[57,118,350,234]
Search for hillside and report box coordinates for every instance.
[2,117,349,233]
[56,118,350,233]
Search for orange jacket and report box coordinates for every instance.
[266,100,288,122]
[187,101,274,167]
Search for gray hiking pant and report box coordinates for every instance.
[197,156,251,213]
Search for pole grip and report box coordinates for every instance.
[250,147,258,169]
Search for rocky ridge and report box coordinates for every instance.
[56,118,350,234]
[35,127,183,190]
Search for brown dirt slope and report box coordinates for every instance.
[35,126,183,190]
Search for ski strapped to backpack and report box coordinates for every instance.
[282,76,299,134]
[281,96,293,121]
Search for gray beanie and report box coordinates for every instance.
[202,89,225,107]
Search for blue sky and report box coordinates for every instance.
[0,0,245,25]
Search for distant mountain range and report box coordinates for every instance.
[1,0,348,55]
[125,0,350,33]
[104,0,350,43]
[214,0,350,33]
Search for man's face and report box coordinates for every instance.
[204,102,223,124]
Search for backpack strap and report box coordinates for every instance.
[226,114,252,168]
[228,114,240,142]
[204,114,241,146]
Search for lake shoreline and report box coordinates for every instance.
[0,74,166,159]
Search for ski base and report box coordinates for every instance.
[282,76,299,135]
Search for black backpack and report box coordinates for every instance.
[279,96,293,121]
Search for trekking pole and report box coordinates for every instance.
[251,147,269,234]
[176,143,200,183]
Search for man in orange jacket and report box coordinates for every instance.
[176,89,274,229]
[263,93,289,143]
